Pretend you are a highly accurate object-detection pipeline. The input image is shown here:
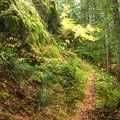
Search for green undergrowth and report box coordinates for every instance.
[32,51,89,118]
[89,64,120,119]
[79,61,120,119]
[0,51,89,119]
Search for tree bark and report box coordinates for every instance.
[104,14,111,72]
[112,0,120,79]
[88,0,93,30]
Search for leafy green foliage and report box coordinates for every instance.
[43,45,61,58]
[1,92,9,99]
[43,54,88,111]
[88,64,120,118]
[96,72,120,109]
[36,88,52,108]
[29,52,89,116]
[60,5,96,43]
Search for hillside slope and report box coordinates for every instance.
[0,58,120,120]
[0,0,120,120]
[0,0,89,119]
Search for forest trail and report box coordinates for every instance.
[68,62,99,120]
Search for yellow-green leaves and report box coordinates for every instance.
[60,5,71,18]
[73,24,96,41]
[60,5,97,41]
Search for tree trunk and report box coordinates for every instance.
[88,0,94,36]
[104,14,111,72]
[112,0,120,79]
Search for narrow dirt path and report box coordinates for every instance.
[68,62,99,120]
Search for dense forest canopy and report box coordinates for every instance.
[55,0,120,77]
[0,0,120,119]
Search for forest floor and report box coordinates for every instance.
[0,61,119,120]
[0,61,100,120]
[67,62,100,120]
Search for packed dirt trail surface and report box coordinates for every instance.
[68,62,99,120]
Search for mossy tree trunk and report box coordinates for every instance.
[112,0,120,80]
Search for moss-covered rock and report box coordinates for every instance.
[33,0,61,34]
[0,0,10,11]
[0,0,60,63]
[0,0,59,64]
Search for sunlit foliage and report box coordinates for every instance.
[60,5,96,41]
